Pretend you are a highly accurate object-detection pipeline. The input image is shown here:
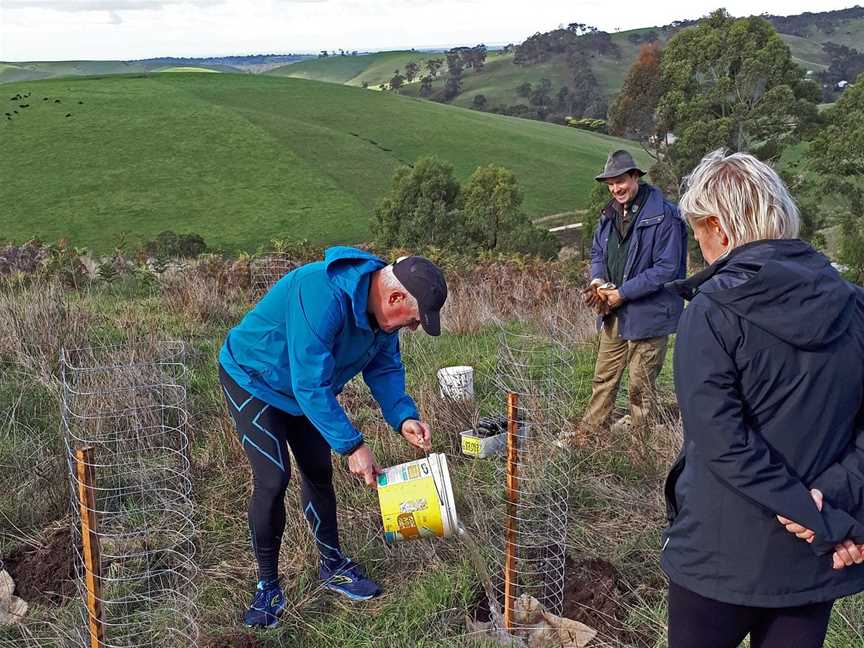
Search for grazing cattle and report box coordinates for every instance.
[65,113,72,117]
[78,101,84,104]
[19,104,29,108]
[43,97,49,101]
[54,99,61,103]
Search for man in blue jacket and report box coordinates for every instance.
[566,150,687,444]
[218,246,447,628]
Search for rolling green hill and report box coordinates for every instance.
[0,73,646,253]
[0,59,284,84]
[269,50,447,87]
[265,11,863,111]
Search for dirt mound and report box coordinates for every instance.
[561,558,619,632]
[561,557,652,647]
[470,556,654,647]
[199,631,261,648]
[2,525,76,605]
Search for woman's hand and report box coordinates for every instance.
[776,488,823,543]
[832,539,864,570]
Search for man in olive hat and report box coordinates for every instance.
[563,150,687,445]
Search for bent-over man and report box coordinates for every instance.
[219,246,447,627]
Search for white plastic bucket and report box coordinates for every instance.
[377,453,459,543]
[437,366,474,401]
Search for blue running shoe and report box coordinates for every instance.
[243,579,286,628]
[319,558,382,601]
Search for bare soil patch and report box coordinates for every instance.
[2,525,76,605]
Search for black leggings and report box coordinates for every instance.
[219,365,344,583]
[668,581,834,648]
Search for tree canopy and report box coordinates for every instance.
[372,159,560,258]
[657,9,820,181]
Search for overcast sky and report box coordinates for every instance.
[0,0,859,61]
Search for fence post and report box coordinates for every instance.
[503,392,519,631]
[75,446,104,648]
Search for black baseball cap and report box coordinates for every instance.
[392,256,448,336]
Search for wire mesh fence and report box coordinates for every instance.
[58,340,198,648]
[487,327,573,634]
[250,252,298,298]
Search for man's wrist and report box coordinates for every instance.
[398,417,417,434]
[344,438,365,456]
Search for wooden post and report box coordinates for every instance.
[503,392,519,631]
[75,446,104,648]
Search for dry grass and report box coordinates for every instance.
[160,270,248,326]
[0,278,91,388]
[442,260,593,340]
[26,256,864,647]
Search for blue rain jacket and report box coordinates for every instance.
[590,183,688,340]
[663,239,864,607]
[219,246,419,455]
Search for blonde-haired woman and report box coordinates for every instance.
[663,150,864,647]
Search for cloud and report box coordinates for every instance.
[2,0,225,11]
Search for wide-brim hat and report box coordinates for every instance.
[595,149,646,181]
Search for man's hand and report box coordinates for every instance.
[582,285,605,310]
[401,419,431,452]
[598,288,624,310]
[347,443,381,489]
[776,488,823,543]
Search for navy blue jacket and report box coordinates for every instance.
[590,184,687,340]
[662,239,864,607]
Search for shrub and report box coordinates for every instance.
[140,231,207,259]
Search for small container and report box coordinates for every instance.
[437,366,474,401]
[460,429,506,458]
[377,453,458,543]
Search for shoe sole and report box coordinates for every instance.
[244,604,286,628]
[323,582,380,601]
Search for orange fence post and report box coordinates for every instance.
[503,392,519,631]
[75,446,104,648]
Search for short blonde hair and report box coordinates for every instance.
[679,149,800,253]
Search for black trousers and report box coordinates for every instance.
[668,580,834,648]
[219,365,344,583]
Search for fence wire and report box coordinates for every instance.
[250,252,298,298]
[487,327,572,636]
[58,341,198,648]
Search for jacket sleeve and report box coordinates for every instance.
[362,333,420,432]
[676,301,864,555]
[590,218,607,282]
[809,405,864,515]
[287,278,364,456]
[618,209,684,302]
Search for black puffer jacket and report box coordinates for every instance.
[662,239,864,607]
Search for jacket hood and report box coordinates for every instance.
[323,246,386,330]
[670,239,856,350]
